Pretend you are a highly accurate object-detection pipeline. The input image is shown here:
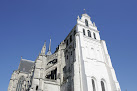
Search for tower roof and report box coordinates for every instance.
[18,59,34,73]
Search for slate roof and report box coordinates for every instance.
[18,59,34,73]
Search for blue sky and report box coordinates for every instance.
[0,0,137,91]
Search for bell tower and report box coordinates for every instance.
[73,13,121,91]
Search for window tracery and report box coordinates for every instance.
[16,76,25,91]
[47,59,57,65]
[46,68,57,80]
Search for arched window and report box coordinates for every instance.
[88,30,91,37]
[83,29,85,35]
[92,79,96,91]
[46,68,57,80]
[101,81,106,91]
[85,19,88,26]
[16,76,25,91]
[36,85,38,90]
[93,32,96,39]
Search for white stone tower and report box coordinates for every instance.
[71,13,121,91]
[8,13,121,91]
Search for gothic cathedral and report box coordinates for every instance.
[8,13,121,91]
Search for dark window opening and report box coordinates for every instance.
[74,30,76,36]
[46,68,57,80]
[67,55,68,59]
[101,81,105,91]
[46,74,50,79]
[36,85,38,90]
[92,79,96,91]
[88,30,91,37]
[70,35,72,43]
[66,40,68,46]
[83,29,85,35]
[93,32,96,39]
[85,19,88,26]
[71,51,72,55]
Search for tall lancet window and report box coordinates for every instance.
[88,30,91,37]
[16,76,25,91]
[85,19,88,26]
[101,81,106,91]
[92,79,96,91]
[93,32,96,39]
[83,29,85,35]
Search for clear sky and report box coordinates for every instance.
[0,0,137,91]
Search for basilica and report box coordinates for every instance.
[8,13,121,91]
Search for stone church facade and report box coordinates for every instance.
[8,13,121,91]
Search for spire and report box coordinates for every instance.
[47,39,52,55]
[49,39,51,51]
[41,41,46,55]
